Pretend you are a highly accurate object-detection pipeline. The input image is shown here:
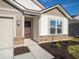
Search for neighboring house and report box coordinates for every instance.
[0,0,72,49]
[69,15,79,37]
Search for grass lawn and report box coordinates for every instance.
[70,37,79,42]
[68,37,79,59]
[68,45,79,59]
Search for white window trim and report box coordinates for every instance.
[48,18,62,35]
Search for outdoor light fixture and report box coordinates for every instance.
[17,20,21,26]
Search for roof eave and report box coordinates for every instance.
[57,4,72,20]
[41,4,72,20]
[4,0,42,15]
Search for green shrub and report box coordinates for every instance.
[56,42,61,48]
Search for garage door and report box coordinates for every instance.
[0,18,13,59]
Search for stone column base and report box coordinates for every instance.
[14,37,24,45]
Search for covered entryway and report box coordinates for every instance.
[24,15,39,42]
[0,17,13,59]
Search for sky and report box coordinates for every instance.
[37,0,79,16]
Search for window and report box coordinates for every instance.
[50,20,62,34]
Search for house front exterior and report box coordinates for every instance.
[0,0,72,49]
[38,5,72,43]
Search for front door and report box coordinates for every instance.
[25,21,31,39]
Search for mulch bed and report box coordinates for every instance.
[40,41,79,59]
[14,46,30,56]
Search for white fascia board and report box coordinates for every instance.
[41,5,59,13]
[57,5,72,20]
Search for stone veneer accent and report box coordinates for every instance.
[38,34,68,43]
[14,37,24,45]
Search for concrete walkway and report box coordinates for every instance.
[15,39,54,59]
[24,39,54,59]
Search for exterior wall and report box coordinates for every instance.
[39,35,68,43]
[44,8,66,18]
[14,37,24,45]
[0,0,19,12]
[38,8,69,43]
[33,16,39,42]
[39,14,68,36]
[14,15,24,45]
[0,10,24,45]
[0,0,24,46]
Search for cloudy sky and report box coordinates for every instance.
[38,0,79,16]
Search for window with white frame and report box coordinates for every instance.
[50,19,62,34]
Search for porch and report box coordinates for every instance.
[14,15,39,46]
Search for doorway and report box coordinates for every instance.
[24,18,33,39]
